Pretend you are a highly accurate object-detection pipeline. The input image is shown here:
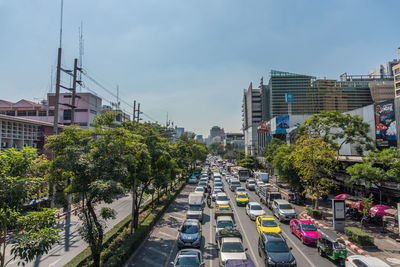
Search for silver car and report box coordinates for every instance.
[246,202,266,220]
[271,199,296,222]
[246,179,256,190]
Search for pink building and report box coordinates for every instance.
[0,92,102,129]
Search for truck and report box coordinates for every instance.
[237,167,250,182]
[187,193,204,222]
[216,227,247,266]
[259,187,282,209]
[254,172,269,183]
[215,210,235,246]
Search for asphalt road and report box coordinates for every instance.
[162,177,343,267]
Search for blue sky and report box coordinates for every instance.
[0,0,399,137]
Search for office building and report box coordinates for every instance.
[242,82,261,155]
[210,126,222,140]
[394,48,400,98]
[175,127,185,138]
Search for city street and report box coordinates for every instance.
[134,176,352,267]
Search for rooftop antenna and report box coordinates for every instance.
[78,22,84,92]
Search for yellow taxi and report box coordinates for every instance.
[256,216,281,235]
[216,204,231,212]
[235,192,249,206]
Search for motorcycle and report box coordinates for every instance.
[361,213,383,226]
[207,196,212,208]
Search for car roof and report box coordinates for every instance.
[274,199,290,204]
[218,215,234,220]
[297,219,313,224]
[184,219,200,224]
[216,192,227,196]
[195,186,204,190]
[259,216,274,220]
[262,232,284,241]
[236,192,247,195]
[249,202,261,206]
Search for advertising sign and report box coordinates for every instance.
[375,100,397,149]
[276,116,289,129]
[285,93,293,103]
[332,199,345,232]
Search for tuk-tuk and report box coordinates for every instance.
[317,229,347,266]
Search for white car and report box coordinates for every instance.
[212,189,222,201]
[194,186,205,196]
[219,237,247,266]
[188,176,197,184]
[235,187,246,194]
[216,192,229,206]
[255,181,265,195]
[246,202,266,220]
[345,255,390,267]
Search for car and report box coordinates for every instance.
[256,216,281,235]
[198,181,207,190]
[246,202,265,220]
[255,181,265,195]
[199,178,208,184]
[235,187,246,194]
[188,176,197,184]
[219,237,247,266]
[214,178,222,183]
[194,186,205,196]
[225,259,256,267]
[211,188,222,201]
[235,192,249,206]
[216,192,230,206]
[271,199,296,221]
[171,248,204,267]
[290,219,320,245]
[345,255,390,267]
[214,182,224,192]
[177,219,202,249]
[226,174,232,183]
[258,232,296,266]
[216,204,231,212]
[245,179,256,190]
[215,215,235,237]
[230,179,241,192]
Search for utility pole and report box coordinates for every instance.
[71,58,78,124]
[133,100,137,122]
[137,103,141,123]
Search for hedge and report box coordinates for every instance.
[64,181,185,267]
[344,227,374,247]
[306,207,322,219]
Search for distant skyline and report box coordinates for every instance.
[0,0,399,137]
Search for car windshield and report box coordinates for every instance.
[182,224,199,234]
[237,194,247,199]
[195,188,203,192]
[301,223,317,231]
[176,256,199,266]
[217,221,233,228]
[215,183,223,187]
[270,194,281,200]
[217,195,228,201]
[232,182,240,186]
[266,241,289,252]
[221,242,244,253]
[248,181,255,184]
[189,205,202,211]
[218,207,230,211]
[251,205,262,210]
[262,220,278,227]
[213,189,222,194]
[279,204,293,210]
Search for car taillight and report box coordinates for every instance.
[345,258,348,261]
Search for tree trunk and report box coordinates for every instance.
[315,188,320,209]
[86,202,103,267]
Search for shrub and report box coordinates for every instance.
[306,207,322,219]
[344,227,374,247]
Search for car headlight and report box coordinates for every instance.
[268,257,274,264]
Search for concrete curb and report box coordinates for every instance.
[299,210,368,256]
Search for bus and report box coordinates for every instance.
[238,167,250,182]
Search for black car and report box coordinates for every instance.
[258,233,296,266]
[177,219,202,249]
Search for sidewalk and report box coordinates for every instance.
[272,178,400,266]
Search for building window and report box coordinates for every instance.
[396,75,400,81]
[63,95,72,98]
[79,122,88,126]
[396,89,400,96]
[0,111,5,115]
[396,82,400,89]
[75,109,88,112]
[27,110,37,116]
[90,109,97,115]
[17,110,27,116]
[6,111,15,116]
[63,110,72,120]
[48,110,54,116]
[38,110,47,116]
[395,68,400,74]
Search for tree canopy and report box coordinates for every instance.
[297,111,373,154]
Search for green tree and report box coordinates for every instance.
[46,126,125,267]
[297,111,373,154]
[346,148,400,204]
[209,142,224,156]
[263,138,285,164]
[0,148,59,267]
[290,138,338,209]
[272,144,301,190]
[239,155,262,170]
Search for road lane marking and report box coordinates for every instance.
[158,230,177,240]
[48,259,61,267]
[227,191,258,264]
[245,186,317,267]
[148,246,169,257]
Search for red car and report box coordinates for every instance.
[290,219,320,245]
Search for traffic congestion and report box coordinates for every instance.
[169,156,351,267]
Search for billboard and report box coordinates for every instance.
[375,100,397,149]
[276,115,289,129]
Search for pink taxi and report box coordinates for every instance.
[290,219,320,245]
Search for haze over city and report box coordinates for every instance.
[1,0,399,136]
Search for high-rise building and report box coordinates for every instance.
[210,126,221,140]
[175,127,184,138]
[242,82,261,155]
[368,61,398,78]
[393,48,400,98]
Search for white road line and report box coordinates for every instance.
[228,194,258,264]
[48,258,61,267]
[246,190,317,267]
[158,229,178,239]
